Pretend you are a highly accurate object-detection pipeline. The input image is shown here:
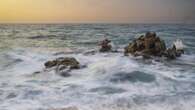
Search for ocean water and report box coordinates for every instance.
[0,24,195,110]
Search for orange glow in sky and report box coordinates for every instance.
[0,0,194,23]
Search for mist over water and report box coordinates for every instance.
[0,24,195,110]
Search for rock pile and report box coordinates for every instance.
[45,57,80,69]
[124,32,184,59]
[44,57,80,76]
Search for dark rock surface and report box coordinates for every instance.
[124,32,184,59]
[44,57,80,76]
[44,57,80,69]
[99,38,112,52]
[124,32,166,57]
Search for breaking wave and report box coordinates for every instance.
[0,24,195,110]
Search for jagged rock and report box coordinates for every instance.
[44,57,80,69]
[164,40,185,59]
[44,60,58,68]
[43,57,88,77]
[164,47,177,59]
[124,32,184,59]
[44,57,80,76]
[45,57,80,77]
[125,32,166,57]
[99,38,112,52]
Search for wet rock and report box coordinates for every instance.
[164,42,185,59]
[164,47,177,59]
[44,57,80,77]
[99,38,112,52]
[45,60,58,68]
[44,57,80,69]
[124,32,184,59]
[137,32,165,56]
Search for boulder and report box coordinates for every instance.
[125,32,166,57]
[124,32,184,59]
[44,57,80,76]
[99,38,112,52]
[164,41,185,59]
[44,57,80,69]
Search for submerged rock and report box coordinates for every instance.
[124,32,184,59]
[99,38,112,52]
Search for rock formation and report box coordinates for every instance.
[164,39,185,59]
[45,57,80,69]
[44,57,80,76]
[99,38,112,52]
[124,32,184,59]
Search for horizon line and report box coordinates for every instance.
[0,22,194,25]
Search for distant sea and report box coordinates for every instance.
[0,24,195,110]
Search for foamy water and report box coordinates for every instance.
[0,24,195,110]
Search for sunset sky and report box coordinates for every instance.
[0,0,195,23]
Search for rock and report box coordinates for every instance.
[45,60,58,68]
[44,57,80,76]
[99,38,112,52]
[124,32,185,59]
[125,32,166,57]
[164,40,185,59]
[44,57,80,69]
[164,47,177,59]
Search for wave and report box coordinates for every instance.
[0,47,195,110]
[0,23,195,110]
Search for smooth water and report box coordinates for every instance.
[0,24,195,110]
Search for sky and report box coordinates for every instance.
[0,0,195,23]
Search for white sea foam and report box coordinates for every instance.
[0,48,195,110]
[0,24,195,110]
[173,39,185,50]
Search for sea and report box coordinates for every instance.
[0,24,195,110]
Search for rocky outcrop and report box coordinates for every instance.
[45,57,80,69]
[44,57,80,76]
[99,38,112,52]
[164,40,185,59]
[124,32,184,59]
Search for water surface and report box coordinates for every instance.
[0,24,195,110]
